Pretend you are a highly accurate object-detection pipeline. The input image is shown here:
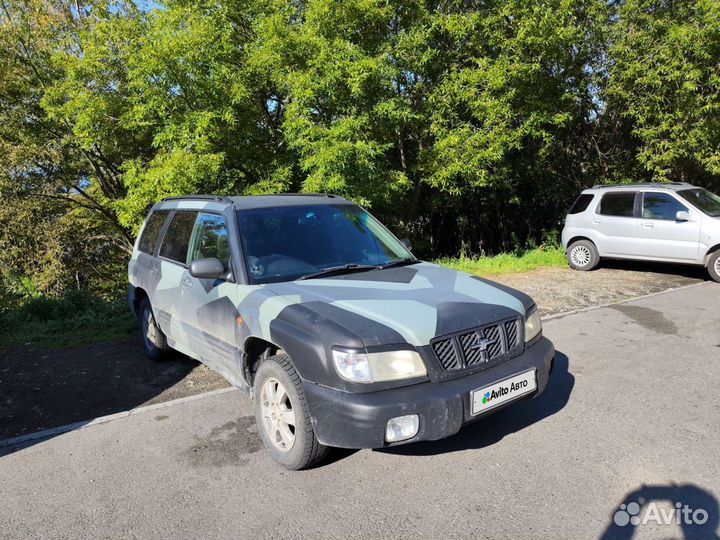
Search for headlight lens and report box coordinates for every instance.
[524,306,542,343]
[332,349,427,383]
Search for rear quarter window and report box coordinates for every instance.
[598,192,637,217]
[569,194,595,214]
[138,210,169,254]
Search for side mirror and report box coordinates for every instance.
[189,257,226,280]
[400,238,412,251]
[676,210,691,222]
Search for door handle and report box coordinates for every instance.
[181,277,193,287]
[592,219,601,224]
[641,222,654,228]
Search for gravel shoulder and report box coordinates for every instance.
[0,260,707,440]
[493,259,707,316]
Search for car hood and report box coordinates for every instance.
[266,262,534,348]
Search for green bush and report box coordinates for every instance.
[0,290,137,349]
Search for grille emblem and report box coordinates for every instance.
[468,333,498,362]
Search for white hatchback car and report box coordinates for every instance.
[561,182,720,282]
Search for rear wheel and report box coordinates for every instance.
[254,354,329,470]
[139,297,171,361]
[707,251,720,283]
[567,239,600,271]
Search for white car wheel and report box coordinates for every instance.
[566,240,599,271]
[708,251,720,283]
[570,245,591,267]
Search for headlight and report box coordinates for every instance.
[332,349,427,383]
[524,306,542,343]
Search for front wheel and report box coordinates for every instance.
[707,251,720,283]
[566,239,600,271]
[254,354,329,470]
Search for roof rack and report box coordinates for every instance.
[162,195,233,203]
[590,182,692,189]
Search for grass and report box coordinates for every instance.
[435,246,567,276]
[0,290,138,350]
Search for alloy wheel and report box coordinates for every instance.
[570,245,591,267]
[142,307,157,349]
[260,377,296,452]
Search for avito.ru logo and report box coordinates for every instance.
[481,379,529,405]
[613,501,709,527]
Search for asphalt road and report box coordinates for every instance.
[1,283,719,539]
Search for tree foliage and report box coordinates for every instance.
[0,0,719,298]
[608,0,720,186]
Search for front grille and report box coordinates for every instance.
[504,319,520,349]
[431,317,523,373]
[433,338,461,370]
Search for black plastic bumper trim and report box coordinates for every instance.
[304,336,555,448]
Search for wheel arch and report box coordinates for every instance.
[242,336,281,389]
[131,286,149,318]
[703,243,720,266]
[566,236,597,251]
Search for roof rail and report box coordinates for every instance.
[162,195,233,203]
[590,182,691,189]
[270,193,337,198]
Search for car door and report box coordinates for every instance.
[177,212,244,379]
[635,191,702,262]
[152,210,199,348]
[594,191,640,256]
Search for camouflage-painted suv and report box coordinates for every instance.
[128,194,555,469]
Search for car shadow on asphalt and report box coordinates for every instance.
[601,483,719,540]
[599,259,710,280]
[0,337,202,458]
[376,351,574,458]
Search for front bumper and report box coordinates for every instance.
[304,336,555,449]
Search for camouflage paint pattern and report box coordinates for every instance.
[129,196,536,393]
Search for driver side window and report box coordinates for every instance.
[187,213,231,267]
[642,193,688,221]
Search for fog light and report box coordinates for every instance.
[385,414,419,443]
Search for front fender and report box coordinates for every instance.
[262,303,433,393]
[265,303,364,391]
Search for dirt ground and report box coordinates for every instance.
[0,259,708,440]
[493,259,707,316]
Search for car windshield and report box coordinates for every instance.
[677,188,720,217]
[236,204,415,283]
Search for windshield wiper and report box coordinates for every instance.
[377,257,420,270]
[298,264,380,280]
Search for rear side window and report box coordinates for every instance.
[642,193,687,220]
[138,210,169,254]
[599,192,636,217]
[569,194,594,214]
[159,211,198,264]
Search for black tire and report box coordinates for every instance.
[253,354,329,470]
[139,296,171,361]
[707,251,720,283]
[566,239,600,271]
